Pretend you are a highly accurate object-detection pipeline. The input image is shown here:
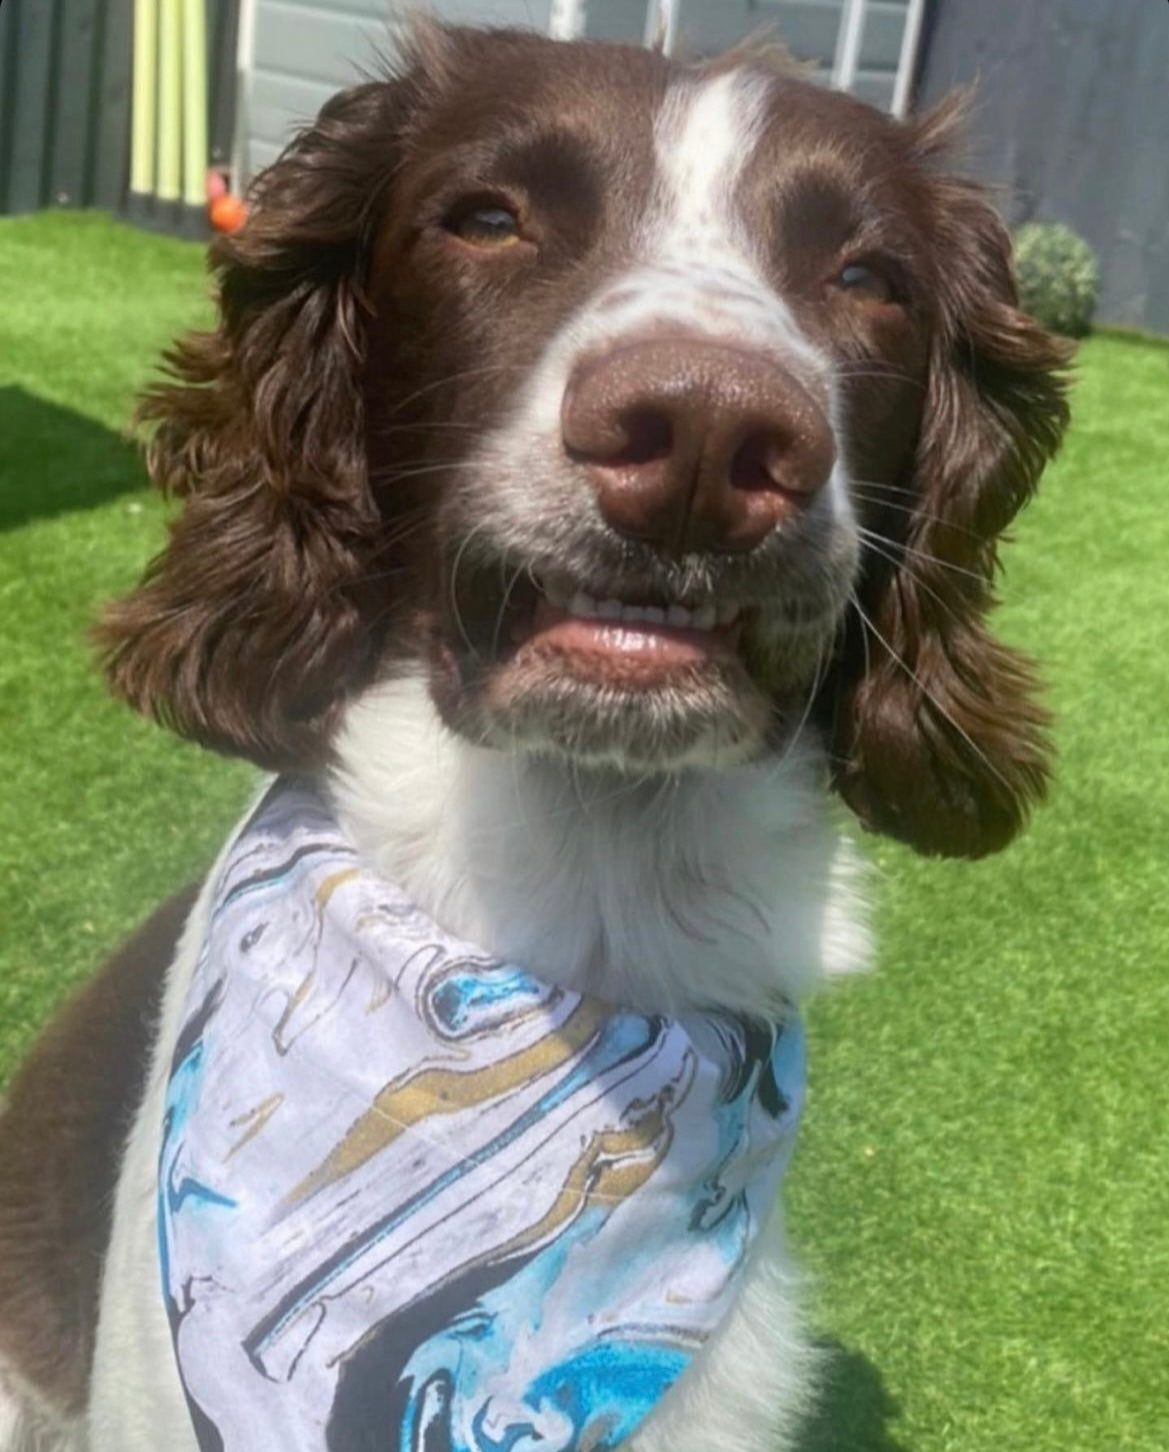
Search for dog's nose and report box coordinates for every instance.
[561,338,836,554]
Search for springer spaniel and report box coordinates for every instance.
[0,23,1068,1452]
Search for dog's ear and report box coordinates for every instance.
[97,79,416,767]
[829,102,1072,858]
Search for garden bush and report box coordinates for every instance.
[1013,221,1100,337]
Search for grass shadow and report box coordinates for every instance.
[796,1341,912,1452]
[0,386,148,531]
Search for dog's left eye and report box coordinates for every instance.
[835,261,898,304]
[448,204,523,247]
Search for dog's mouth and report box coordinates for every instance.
[511,572,746,683]
[428,543,840,770]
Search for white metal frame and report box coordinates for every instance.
[551,0,680,51]
[830,0,867,92]
[832,0,929,113]
[229,0,257,191]
[232,0,930,184]
[548,0,587,40]
[550,0,928,116]
[644,0,679,53]
[891,0,928,117]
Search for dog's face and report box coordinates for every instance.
[102,24,1069,856]
[365,45,919,771]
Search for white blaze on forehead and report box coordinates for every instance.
[476,60,851,548]
[567,63,822,369]
[653,68,772,255]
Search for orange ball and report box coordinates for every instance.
[210,194,248,234]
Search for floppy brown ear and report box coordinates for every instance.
[830,121,1072,858]
[97,80,412,768]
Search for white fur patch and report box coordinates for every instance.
[471,64,854,594]
[70,659,872,1452]
[628,1208,817,1452]
[78,700,869,1451]
[654,69,770,250]
[562,67,825,364]
[86,849,242,1452]
[67,65,879,1452]
[330,675,871,1016]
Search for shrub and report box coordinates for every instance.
[1013,222,1100,338]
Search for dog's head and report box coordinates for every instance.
[100,24,1069,858]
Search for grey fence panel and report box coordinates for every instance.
[93,0,137,199]
[673,0,841,61]
[428,0,554,26]
[0,0,237,218]
[210,0,243,166]
[249,70,338,152]
[849,70,894,110]
[0,0,58,213]
[917,0,1169,335]
[241,0,553,185]
[752,2,841,63]
[253,1,395,88]
[301,0,405,16]
[854,1,906,72]
[235,0,917,192]
[0,0,135,213]
[668,0,902,91]
[55,0,105,208]
[0,4,19,205]
[583,0,647,43]
[248,137,285,173]
[244,0,380,181]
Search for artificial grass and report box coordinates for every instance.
[789,330,1169,1449]
[0,212,255,1073]
[2,212,1167,1450]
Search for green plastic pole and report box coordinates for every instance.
[181,0,208,209]
[130,0,158,198]
[156,0,182,204]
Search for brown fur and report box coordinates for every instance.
[96,25,1069,857]
[0,885,198,1413]
[828,101,1072,855]
[3,23,1072,1431]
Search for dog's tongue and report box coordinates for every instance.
[525,598,737,666]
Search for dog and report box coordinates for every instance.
[0,22,1069,1452]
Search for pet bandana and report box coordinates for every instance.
[159,781,805,1452]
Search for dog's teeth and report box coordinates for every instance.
[553,592,728,629]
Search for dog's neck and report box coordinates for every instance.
[328,676,869,1018]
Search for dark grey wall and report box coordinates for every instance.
[0,0,134,214]
[916,0,1169,335]
[0,0,238,219]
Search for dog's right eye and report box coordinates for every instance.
[446,203,524,248]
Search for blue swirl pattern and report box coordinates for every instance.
[158,783,805,1451]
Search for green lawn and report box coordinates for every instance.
[2,212,1167,1450]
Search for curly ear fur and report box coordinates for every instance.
[830,105,1072,858]
[96,81,413,767]
[102,57,1068,851]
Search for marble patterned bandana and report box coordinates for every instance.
[159,781,805,1452]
